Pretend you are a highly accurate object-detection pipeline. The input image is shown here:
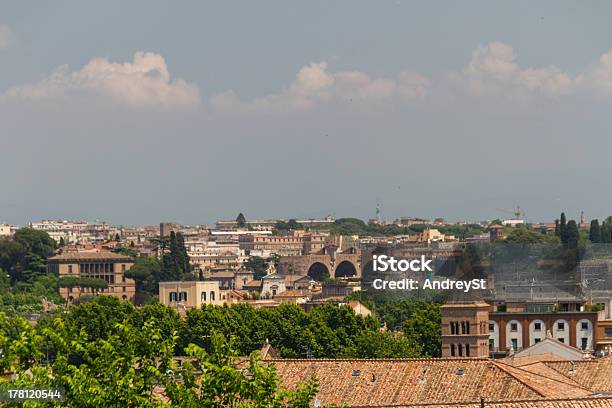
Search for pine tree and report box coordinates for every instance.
[554,219,560,237]
[236,212,247,228]
[168,231,181,280]
[566,220,579,249]
[559,213,568,244]
[59,237,65,247]
[176,232,191,275]
[601,221,611,244]
[589,219,601,243]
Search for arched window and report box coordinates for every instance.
[458,344,463,357]
[451,344,456,356]
[201,291,207,302]
[210,291,215,301]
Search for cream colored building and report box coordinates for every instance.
[406,228,455,244]
[158,281,224,309]
[0,224,12,237]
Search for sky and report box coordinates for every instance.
[2,1,612,226]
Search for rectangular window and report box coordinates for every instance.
[605,328,612,337]
[489,323,494,332]
[121,264,126,272]
[451,344,456,356]
[489,339,494,350]
[511,338,518,351]
[558,338,564,343]
[557,322,565,331]
[581,322,589,331]
[534,322,541,331]
[581,337,588,350]
[534,338,541,343]
[68,265,73,274]
[510,323,518,332]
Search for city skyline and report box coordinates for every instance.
[2,1,612,225]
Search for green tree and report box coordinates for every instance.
[167,332,318,407]
[601,221,611,244]
[559,212,568,244]
[566,220,579,249]
[244,256,269,280]
[589,219,601,243]
[236,213,247,228]
[0,228,56,285]
[124,257,163,296]
[504,228,558,245]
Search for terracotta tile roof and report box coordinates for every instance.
[492,361,591,398]
[367,396,612,407]
[48,250,132,261]
[516,362,587,390]
[274,290,309,298]
[283,274,310,283]
[543,357,612,393]
[270,358,543,406]
[501,353,569,367]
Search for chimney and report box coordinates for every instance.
[480,397,485,408]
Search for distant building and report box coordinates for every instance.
[261,273,286,298]
[158,281,223,309]
[394,217,431,227]
[441,301,598,358]
[159,222,179,237]
[30,220,115,245]
[47,250,136,302]
[239,230,328,257]
[0,224,12,237]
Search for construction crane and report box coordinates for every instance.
[496,206,525,220]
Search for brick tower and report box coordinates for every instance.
[441,301,491,358]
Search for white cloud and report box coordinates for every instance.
[576,51,612,97]
[211,61,430,114]
[0,24,14,49]
[4,52,201,109]
[459,42,574,97]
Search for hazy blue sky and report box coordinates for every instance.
[2,1,612,226]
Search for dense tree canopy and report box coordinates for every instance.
[0,228,57,286]
[0,304,318,407]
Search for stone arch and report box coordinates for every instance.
[335,260,358,278]
[308,262,330,281]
